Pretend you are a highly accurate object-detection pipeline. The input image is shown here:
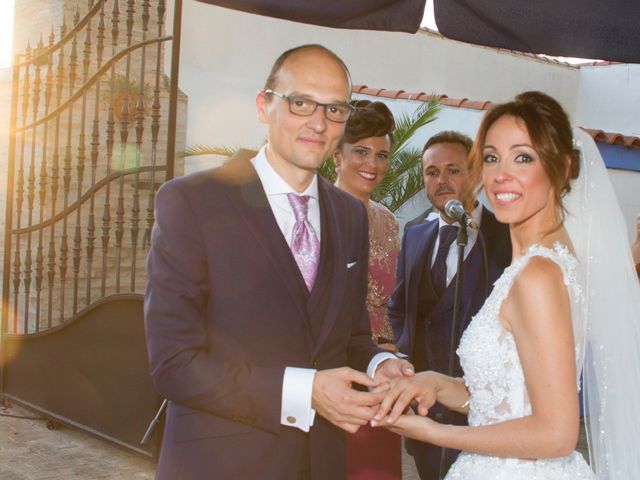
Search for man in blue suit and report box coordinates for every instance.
[144,45,412,480]
[389,131,511,479]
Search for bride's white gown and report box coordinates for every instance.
[445,243,595,479]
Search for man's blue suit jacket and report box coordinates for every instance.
[388,207,510,478]
[144,153,381,480]
[389,207,511,376]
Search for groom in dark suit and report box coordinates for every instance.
[144,44,412,480]
[389,131,511,479]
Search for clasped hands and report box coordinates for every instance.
[312,360,440,434]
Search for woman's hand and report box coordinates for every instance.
[380,411,441,443]
[371,371,441,426]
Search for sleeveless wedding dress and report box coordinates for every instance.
[445,243,595,480]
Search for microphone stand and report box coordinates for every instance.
[140,398,167,446]
[438,222,468,479]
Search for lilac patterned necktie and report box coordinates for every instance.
[287,193,320,290]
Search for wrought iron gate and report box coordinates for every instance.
[1,0,183,456]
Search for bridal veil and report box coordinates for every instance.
[565,128,640,479]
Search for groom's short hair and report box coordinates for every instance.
[263,44,352,93]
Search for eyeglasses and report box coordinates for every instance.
[264,89,354,123]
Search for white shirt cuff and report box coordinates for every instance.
[367,352,398,379]
[281,366,317,432]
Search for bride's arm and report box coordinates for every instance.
[379,256,581,460]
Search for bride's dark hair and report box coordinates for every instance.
[469,91,580,216]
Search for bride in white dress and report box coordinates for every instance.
[373,91,640,479]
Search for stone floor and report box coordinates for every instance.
[0,401,588,480]
[0,403,156,480]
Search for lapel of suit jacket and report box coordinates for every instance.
[432,206,493,328]
[407,219,439,308]
[221,154,314,350]
[310,178,348,358]
[434,237,482,331]
[456,207,495,330]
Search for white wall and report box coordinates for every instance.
[168,0,639,238]
[608,169,640,242]
[11,0,64,55]
[575,64,640,135]
[2,1,636,279]
[574,64,640,241]
[172,0,582,152]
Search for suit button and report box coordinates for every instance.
[311,361,318,368]
[286,416,296,424]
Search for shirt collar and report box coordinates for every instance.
[251,145,319,199]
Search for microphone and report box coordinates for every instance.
[444,199,477,229]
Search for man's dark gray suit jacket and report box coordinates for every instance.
[144,154,381,480]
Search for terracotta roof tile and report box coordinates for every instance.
[396,91,426,100]
[583,129,640,148]
[378,89,405,99]
[352,85,385,96]
[440,97,469,107]
[420,93,446,102]
[353,86,640,150]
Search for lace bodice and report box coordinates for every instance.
[446,243,595,479]
[458,243,584,426]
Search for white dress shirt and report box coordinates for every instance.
[251,146,321,244]
[251,146,394,432]
[251,147,319,432]
[430,202,484,288]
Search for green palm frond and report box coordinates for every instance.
[391,98,440,159]
[374,98,440,211]
[374,149,426,211]
[319,155,337,184]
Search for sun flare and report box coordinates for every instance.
[0,0,15,69]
